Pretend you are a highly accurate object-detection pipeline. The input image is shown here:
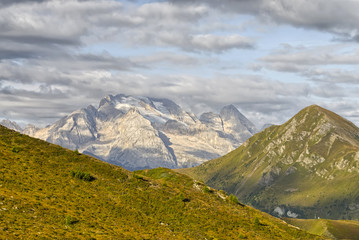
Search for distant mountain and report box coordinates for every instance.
[0,119,22,132]
[200,104,257,143]
[24,94,256,170]
[0,125,320,239]
[179,105,359,220]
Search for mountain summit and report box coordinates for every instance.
[180,105,359,220]
[21,94,256,170]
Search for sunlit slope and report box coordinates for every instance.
[283,218,359,240]
[179,105,359,220]
[0,125,321,239]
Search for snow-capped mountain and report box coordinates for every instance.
[11,94,257,170]
[0,119,23,132]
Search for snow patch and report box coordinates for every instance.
[273,207,285,217]
[287,210,298,218]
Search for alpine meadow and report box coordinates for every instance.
[2,0,359,239]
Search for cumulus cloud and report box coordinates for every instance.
[130,52,202,66]
[261,44,359,66]
[0,59,311,127]
[304,69,359,84]
[190,34,254,52]
[0,0,49,7]
[1,0,359,129]
[172,0,359,42]
[258,44,359,84]
[0,0,254,60]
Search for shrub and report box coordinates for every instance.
[65,215,73,226]
[12,147,21,153]
[203,186,213,193]
[239,234,247,239]
[65,215,78,226]
[132,173,145,181]
[178,193,190,202]
[70,170,95,182]
[228,194,240,204]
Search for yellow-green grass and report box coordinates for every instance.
[0,125,322,239]
[284,218,359,239]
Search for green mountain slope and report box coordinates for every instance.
[0,125,321,239]
[179,105,359,220]
[283,218,359,240]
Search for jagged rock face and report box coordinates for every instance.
[33,105,98,150]
[24,94,256,170]
[22,124,40,136]
[220,105,257,141]
[181,105,359,220]
[84,108,176,170]
[199,112,223,132]
[200,105,258,147]
[0,119,22,132]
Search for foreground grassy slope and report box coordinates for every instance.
[179,105,359,220]
[283,218,359,240]
[0,125,321,239]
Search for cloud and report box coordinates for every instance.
[258,44,359,84]
[0,62,312,127]
[190,34,254,52]
[0,0,254,62]
[1,0,359,129]
[172,0,359,42]
[261,44,359,66]
[0,0,49,7]
[304,69,359,84]
[130,52,202,66]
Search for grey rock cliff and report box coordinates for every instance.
[18,94,257,170]
[0,119,22,132]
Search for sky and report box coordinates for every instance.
[1,0,359,128]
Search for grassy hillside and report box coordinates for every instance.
[283,218,359,240]
[179,105,359,220]
[0,125,322,239]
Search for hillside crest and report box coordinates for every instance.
[180,105,359,220]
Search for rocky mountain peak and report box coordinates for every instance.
[182,105,359,220]
[286,104,359,145]
[149,97,182,116]
[23,124,40,136]
[292,105,343,123]
[220,105,257,134]
[220,104,240,119]
[199,112,223,132]
[99,94,115,108]
[0,119,22,132]
[15,94,257,170]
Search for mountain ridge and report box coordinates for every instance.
[179,105,359,220]
[1,94,257,170]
